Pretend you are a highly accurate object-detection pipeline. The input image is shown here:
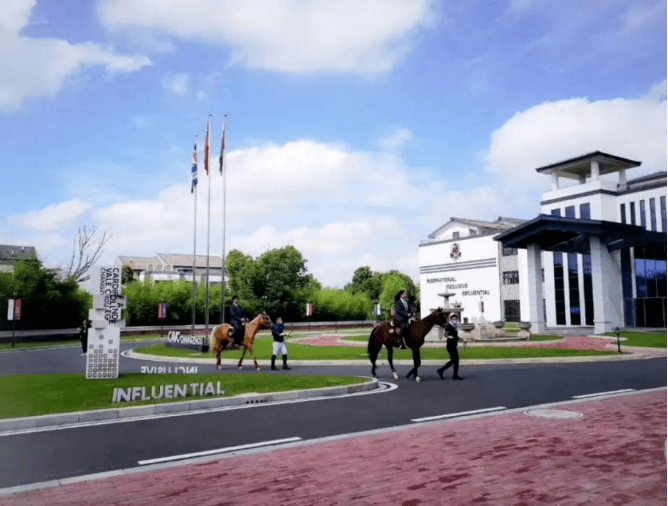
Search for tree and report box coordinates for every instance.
[65,226,111,283]
[378,271,419,318]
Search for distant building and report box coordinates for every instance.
[115,253,225,284]
[0,245,37,273]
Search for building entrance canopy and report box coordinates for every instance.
[494,215,666,254]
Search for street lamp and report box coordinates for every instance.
[614,326,622,353]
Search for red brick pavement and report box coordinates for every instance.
[1,390,665,506]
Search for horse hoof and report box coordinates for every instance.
[415,376,421,383]
[392,372,399,381]
[216,365,222,370]
[238,366,242,370]
[256,367,261,371]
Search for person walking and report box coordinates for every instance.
[271,317,290,370]
[79,319,89,355]
[437,313,464,380]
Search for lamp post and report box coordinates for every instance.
[614,326,622,353]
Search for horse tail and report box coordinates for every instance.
[367,326,377,356]
[210,325,220,354]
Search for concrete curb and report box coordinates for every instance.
[0,377,379,433]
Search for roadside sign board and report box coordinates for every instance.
[86,267,126,379]
[7,299,21,321]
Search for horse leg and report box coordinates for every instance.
[238,347,247,369]
[411,347,422,383]
[386,344,398,381]
[367,330,380,378]
[249,345,260,371]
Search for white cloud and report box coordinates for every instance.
[377,127,413,151]
[98,0,436,74]
[485,91,667,192]
[0,0,151,112]
[161,72,190,94]
[10,199,93,232]
[623,1,666,32]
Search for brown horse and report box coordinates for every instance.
[367,308,450,382]
[210,312,273,371]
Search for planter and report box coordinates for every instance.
[492,321,505,329]
[459,323,475,332]
[518,322,532,330]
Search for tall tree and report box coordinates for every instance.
[64,226,111,283]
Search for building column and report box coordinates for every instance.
[526,243,546,333]
[590,160,600,181]
[551,171,560,190]
[590,236,624,333]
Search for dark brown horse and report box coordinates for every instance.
[367,308,450,382]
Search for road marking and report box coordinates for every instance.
[411,406,507,423]
[0,382,397,437]
[572,389,635,399]
[137,437,302,466]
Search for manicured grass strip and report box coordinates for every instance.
[136,339,616,361]
[528,334,562,341]
[0,334,167,351]
[601,331,666,348]
[0,373,367,420]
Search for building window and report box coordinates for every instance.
[504,300,521,322]
[579,203,591,220]
[503,271,519,284]
[453,231,460,239]
[661,196,667,233]
[565,205,575,219]
[582,254,594,326]
[640,200,646,228]
[554,252,566,325]
[502,246,517,256]
[620,203,626,224]
[469,229,477,236]
[147,264,154,271]
[551,209,561,217]
[630,202,636,225]
[649,198,657,232]
[568,253,581,325]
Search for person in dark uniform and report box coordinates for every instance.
[229,296,245,346]
[392,290,412,348]
[79,319,90,355]
[437,313,464,380]
[271,317,290,370]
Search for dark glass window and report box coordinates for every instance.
[502,246,517,256]
[504,300,521,322]
[565,206,575,219]
[579,203,591,220]
[453,231,460,239]
[649,198,657,232]
[661,196,666,232]
[630,202,636,225]
[469,229,477,236]
[568,253,581,325]
[620,203,626,224]
[551,209,561,217]
[582,254,594,325]
[503,271,519,284]
[640,200,646,228]
[554,253,566,325]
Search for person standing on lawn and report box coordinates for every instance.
[271,317,290,370]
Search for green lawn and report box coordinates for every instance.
[0,373,367,419]
[136,337,616,361]
[602,331,667,348]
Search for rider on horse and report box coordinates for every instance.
[391,290,412,349]
[230,296,245,346]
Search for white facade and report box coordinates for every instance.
[419,218,530,323]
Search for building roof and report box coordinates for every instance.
[0,245,37,263]
[535,151,641,180]
[157,253,223,269]
[494,214,666,254]
[427,216,525,240]
[117,256,159,270]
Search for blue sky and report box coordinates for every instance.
[1,0,666,287]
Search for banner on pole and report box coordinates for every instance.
[158,303,168,320]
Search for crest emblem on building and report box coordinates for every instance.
[450,242,461,261]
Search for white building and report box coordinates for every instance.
[419,217,528,323]
[115,253,224,284]
[420,152,667,333]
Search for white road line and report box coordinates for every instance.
[411,406,507,423]
[572,389,635,399]
[0,382,397,437]
[137,437,302,466]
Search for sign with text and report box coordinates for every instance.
[86,267,126,379]
[6,299,21,321]
[166,330,207,351]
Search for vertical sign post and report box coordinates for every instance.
[158,302,167,338]
[7,299,20,348]
[86,267,126,379]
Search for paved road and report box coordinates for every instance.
[0,341,665,489]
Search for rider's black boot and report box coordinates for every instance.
[271,355,278,371]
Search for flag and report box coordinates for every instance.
[204,116,211,175]
[219,115,227,175]
[191,138,198,193]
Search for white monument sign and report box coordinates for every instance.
[86,266,126,379]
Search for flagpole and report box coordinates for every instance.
[220,115,228,324]
[191,135,198,335]
[205,115,212,340]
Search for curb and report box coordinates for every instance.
[0,377,379,433]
